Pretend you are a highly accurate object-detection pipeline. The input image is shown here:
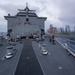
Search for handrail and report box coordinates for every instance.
[56,37,75,56]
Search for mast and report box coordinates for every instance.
[26,2,28,8]
[18,3,35,13]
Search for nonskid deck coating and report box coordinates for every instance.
[14,39,44,75]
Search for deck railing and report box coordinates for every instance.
[56,37,75,57]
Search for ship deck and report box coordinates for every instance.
[0,38,75,75]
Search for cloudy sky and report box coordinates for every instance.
[0,0,75,32]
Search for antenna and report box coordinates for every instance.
[26,2,28,7]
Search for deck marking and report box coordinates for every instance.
[58,66,62,70]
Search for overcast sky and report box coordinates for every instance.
[0,0,75,32]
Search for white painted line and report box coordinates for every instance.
[32,42,46,75]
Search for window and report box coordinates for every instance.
[26,18,29,22]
